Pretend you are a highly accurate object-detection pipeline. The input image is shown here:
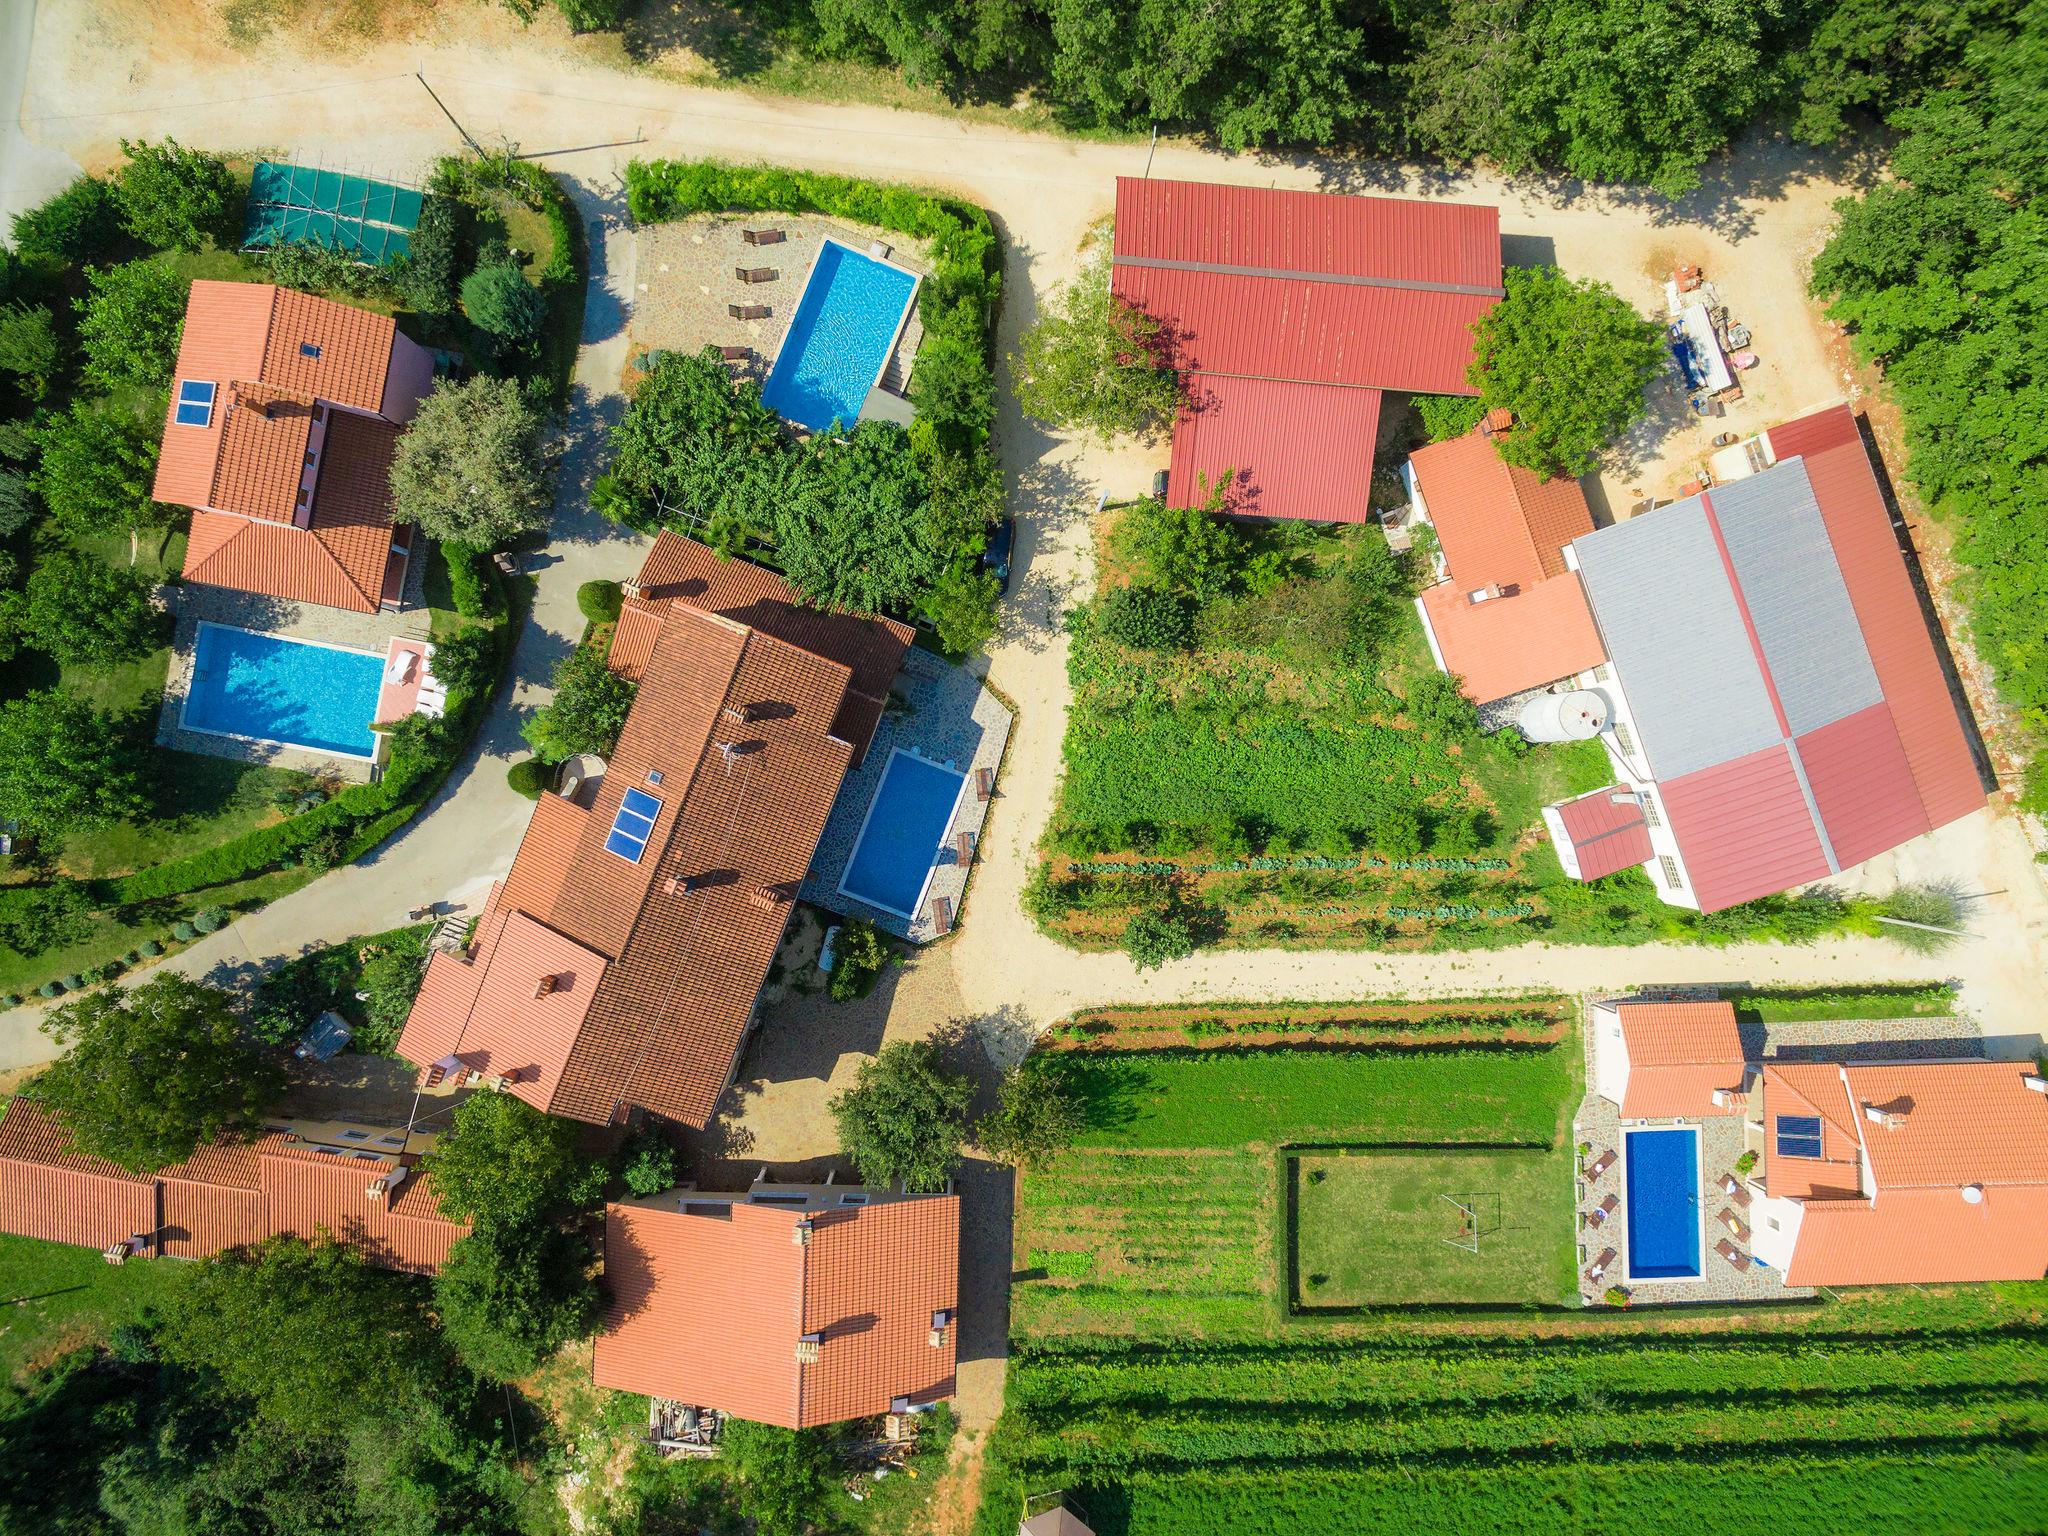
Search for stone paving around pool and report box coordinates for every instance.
[1570,995,1984,1308]
[156,570,431,784]
[802,647,1011,944]
[629,214,928,406]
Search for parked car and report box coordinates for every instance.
[982,517,1016,593]
[1152,469,1169,500]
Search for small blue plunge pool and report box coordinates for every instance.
[837,749,967,919]
[761,239,919,432]
[1624,1127,1703,1280]
[181,622,383,758]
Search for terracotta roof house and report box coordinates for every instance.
[1110,177,1502,523]
[154,280,436,613]
[397,539,910,1128]
[594,1182,959,1428]
[0,1096,464,1272]
[1592,999,1748,1120]
[1746,1059,2048,1286]
[1536,405,1987,912]
[1406,422,1607,703]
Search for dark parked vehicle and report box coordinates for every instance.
[983,516,1016,593]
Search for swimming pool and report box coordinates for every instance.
[180,622,384,759]
[1623,1127,1703,1280]
[761,239,920,432]
[837,749,968,919]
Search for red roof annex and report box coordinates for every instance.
[1112,177,1502,524]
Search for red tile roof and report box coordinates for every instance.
[1410,427,1594,591]
[400,591,865,1128]
[1611,1001,1745,1118]
[0,1097,465,1273]
[1419,573,1606,705]
[609,532,912,764]
[593,1192,959,1427]
[1163,374,1381,523]
[1547,787,1655,881]
[1111,177,1501,523]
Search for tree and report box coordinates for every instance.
[434,1221,598,1379]
[158,1237,449,1434]
[399,195,460,316]
[828,1039,974,1190]
[355,943,426,1052]
[23,552,161,667]
[977,1064,1081,1170]
[390,374,550,547]
[1414,393,1487,442]
[35,975,281,1172]
[906,321,993,455]
[1786,0,1996,145]
[425,623,499,702]
[774,421,949,613]
[34,398,171,553]
[0,689,147,837]
[826,917,893,1003]
[9,174,124,265]
[1095,583,1191,651]
[114,137,236,252]
[460,262,546,346]
[812,0,1050,90]
[923,563,1000,654]
[605,348,782,536]
[1012,246,1181,444]
[615,1122,679,1197]
[1118,493,1243,602]
[720,1419,838,1536]
[74,259,188,391]
[420,1089,605,1231]
[0,302,61,398]
[1468,266,1663,479]
[521,643,636,761]
[1124,907,1196,969]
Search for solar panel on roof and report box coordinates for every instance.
[604,787,663,863]
[174,379,215,427]
[1775,1114,1823,1158]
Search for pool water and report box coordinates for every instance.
[761,239,918,432]
[181,623,384,758]
[838,750,966,918]
[1624,1127,1703,1279]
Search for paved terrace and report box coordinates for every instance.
[1572,1002,1985,1306]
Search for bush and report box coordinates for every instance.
[1096,584,1190,651]
[615,1123,679,1197]
[427,624,500,702]
[139,939,162,957]
[442,540,492,618]
[171,920,197,941]
[10,175,124,265]
[192,907,226,934]
[0,303,61,399]
[507,757,549,798]
[114,137,236,252]
[1125,908,1197,970]
[577,579,623,625]
[460,262,547,346]
[523,645,635,762]
[826,917,892,1003]
[37,980,60,998]
[1877,880,1969,953]
[399,196,459,315]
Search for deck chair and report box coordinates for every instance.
[1584,1149,1617,1181]
[975,767,996,802]
[928,895,954,935]
[1588,1193,1619,1227]
[1718,1209,1751,1245]
[954,830,976,865]
[735,266,779,284]
[728,303,771,321]
[1715,1238,1748,1272]
[1585,1247,1616,1285]
[742,227,786,245]
[718,345,752,362]
[1721,1174,1752,1208]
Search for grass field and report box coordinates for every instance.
[0,1234,189,1385]
[1293,1147,1575,1307]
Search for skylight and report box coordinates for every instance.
[604,787,663,863]
[174,379,216,427]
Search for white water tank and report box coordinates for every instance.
[1519,689,1612,744]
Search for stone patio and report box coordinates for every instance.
[156,574,432,784]
[801,647,1012,944]
[1570,996,1985,1307]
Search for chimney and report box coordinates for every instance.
[662,876,680,896]
[1482,408,1514,437]
[533,973,558,999]
[622,577,645,601]
[791,1218,812,1247]
[748,885,787,912]
[928,1309,952,1348]
[795,1333,821,1364]
[1467,584,1502,605]
[2023,1075,2047,1094]
[1863,1103,1904,1130]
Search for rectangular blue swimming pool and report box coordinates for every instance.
[1624,1127,1703,1280]
[837,749,967,919]
[761,239,919,432]
[180,622,383,758]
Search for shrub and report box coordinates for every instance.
[461,262,546,348]
[827,917,893,1003]
[60,975,84,991]
[576,579,623,625]
[114,137,236,252]
[172,920,197,942]
[0,302,61,398]
[442,540,493,618]
[1096,584,1190,651]
[1604,1285,1632,1308]
[37,980,61,998]
[1125,908,1197,970]
[1734,1149,1758,1176]
[192,907,226,934]
[523,645,635,762]
[10,175,124,265]
[615,1123,679,1197]
[139,939,162,957]
[506,757,550,799]
[1878,880,1969,953]
[427,624,500,702]
[399,196,459,315]
[1372,808,1425,858]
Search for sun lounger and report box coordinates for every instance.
[928,895,954,935]
[868,240,892,259]
[1721,1174,1752,1208]
[1584,1149,1616,1181]
[735,266,779,284]
[1588,1193,1619,1227]
[729,303,771,321]
[975,767,996,803]
[741,228,785,246]
[1585,1247,1616,1285]
[954,830,976,865]
[1715,1238,1747,1272]
[385,649,418,684]
[719,345,751,362]
[1718,1209,1750,1245]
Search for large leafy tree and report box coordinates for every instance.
[521,642,635,762]
[1785,0,2000,145]
[34,398,172,555]
[977,1064,1081,1170]
[433,1220,598,1379]
[22,551,162,667]
[390,374,550,547]
[9,173,124,265]
[114,137,236,252]
[1012,245,1181,444]
[74,259,187,391]
[773,420,948,613]
[605,347,783,536]
[828,1038,975,1191]
[811,0,1049,91]
[420,1089,605,1231]
[35,975,282,1172]
[1467,266,1663,479]
[0,688,148,837]
[720,1419,839,1536]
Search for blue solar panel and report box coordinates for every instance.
[605,788,663,863]
[1775,1114,1823,1158]
[174,379,215,427]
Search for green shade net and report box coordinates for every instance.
[242,161,421,265]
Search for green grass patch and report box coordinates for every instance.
[1729,982,1959,1023]
[0,1232,189,1385]
[1292,1147,1575,1307]
[1041,1045,1574,1150]
[56,753,309,879]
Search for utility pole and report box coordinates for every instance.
[416,72,484,157]
[1144,124,1158,178]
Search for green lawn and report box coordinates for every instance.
[0,1233,189,1385]
[1292,1147,1575,1307]
[1731,982,1959,1023]
[57,753,309,879]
